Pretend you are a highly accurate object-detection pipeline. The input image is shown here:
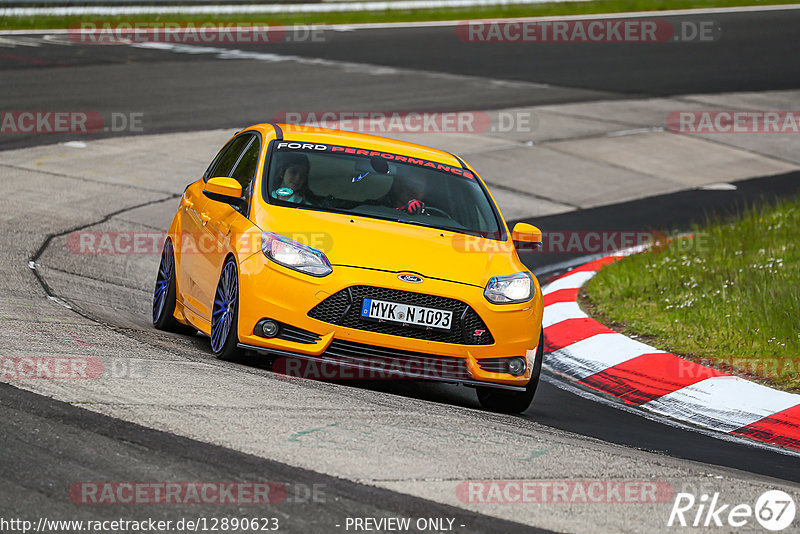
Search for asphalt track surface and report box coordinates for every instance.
[2,7,800,532]
[1,383,541,533]
[2,8,799,150]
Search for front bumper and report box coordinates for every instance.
[236,253,543,388]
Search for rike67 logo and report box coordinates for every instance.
[668,490,796,531]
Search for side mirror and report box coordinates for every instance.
[203,177,245,210]
[511,223,542,251]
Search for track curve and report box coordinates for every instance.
[3,8,800,532]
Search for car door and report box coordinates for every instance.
[198,133,263,314]
[181,134,254,321]
[176,178,210,319]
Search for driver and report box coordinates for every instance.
[386,174,427,214]
[272,153,317,205]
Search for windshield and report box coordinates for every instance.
[263,142,503,238]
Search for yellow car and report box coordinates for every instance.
[153,123,544,413]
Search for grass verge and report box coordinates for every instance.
[582,195,800,392]
[1,0,798,30]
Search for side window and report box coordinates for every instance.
[230,137,261,214]
[229,137,260,192]
[203,139,235,182]
[205,135,252,181]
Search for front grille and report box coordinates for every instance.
[476,358,509,373]
[308,285,494,345]
[323,339,471,380]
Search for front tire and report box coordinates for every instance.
[477,328,544,414]
[210,257,242,361]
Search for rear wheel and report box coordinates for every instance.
[210,258,242,361]
[477,328,544,414]
[153,239,194,333]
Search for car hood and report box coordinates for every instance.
[254,207,522,287]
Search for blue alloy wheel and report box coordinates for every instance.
[152,239,174,325]
[210,259,241,360]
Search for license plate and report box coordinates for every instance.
[360,298,452,330]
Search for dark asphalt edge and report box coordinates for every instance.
[541,367,800,461]
[0,381,548,533]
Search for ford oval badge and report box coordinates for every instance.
[398,274,423,283]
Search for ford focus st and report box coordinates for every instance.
[153,123,545,413]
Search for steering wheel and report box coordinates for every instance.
[422,206,454,219]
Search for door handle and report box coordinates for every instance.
[182,197,193,209]
[200,213,211,225]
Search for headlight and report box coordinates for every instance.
[261,231,332,277]
[484,271,533,304]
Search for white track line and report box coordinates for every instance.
[2,0,588,17]
[2,2,800,21]
[119,40,549,89]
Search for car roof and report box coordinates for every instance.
[248,123,464,168]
